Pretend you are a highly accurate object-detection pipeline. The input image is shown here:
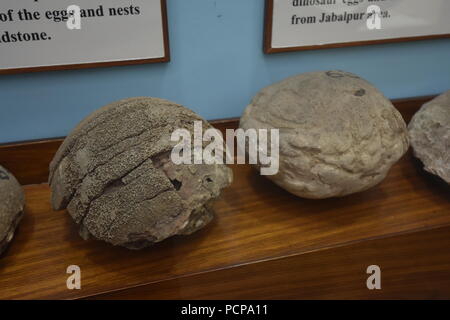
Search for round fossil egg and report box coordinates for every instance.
[240,70,409,199]
[409,90,450,184]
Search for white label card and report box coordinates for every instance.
[265,0,450,52]
[0,0,169,73]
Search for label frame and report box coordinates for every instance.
[264,0,450,54]
[0,0,170,74]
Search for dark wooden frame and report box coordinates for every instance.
[264,0,450,54]
[0,0,171,75]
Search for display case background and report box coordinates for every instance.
[0,0,449,144]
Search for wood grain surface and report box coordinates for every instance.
[0,152,449,299]
[92,226,450,300]
[0,95,449,300]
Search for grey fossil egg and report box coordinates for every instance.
[409,90,450,184]
[49,97,233,249]
[240,70,409,199]
[0,166,25,255]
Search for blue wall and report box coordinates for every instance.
[1,0,450,143]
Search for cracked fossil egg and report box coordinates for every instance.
[49,97,233,249]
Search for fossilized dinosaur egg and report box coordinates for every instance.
[0,165,25,255]
[409,90,450,184]
[240,70,409,199]
[49,97,233,249]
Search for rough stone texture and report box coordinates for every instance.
[409,90,450,184]
[0,166,25,255]
[240,70,409,199]
[49,97,233,249]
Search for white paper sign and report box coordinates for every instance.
[265,0,450,53]
[0,0,169,73]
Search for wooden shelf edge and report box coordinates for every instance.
[86,224,450,300]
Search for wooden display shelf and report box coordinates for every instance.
[0,96,449,300]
